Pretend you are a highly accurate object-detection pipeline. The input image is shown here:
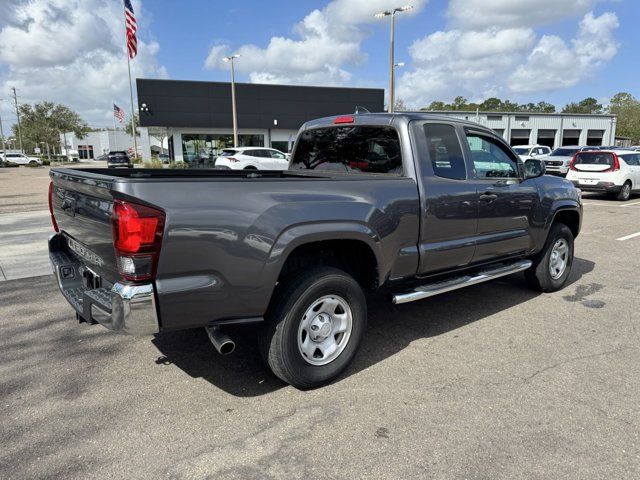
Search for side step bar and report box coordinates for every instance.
[392,260,533,305]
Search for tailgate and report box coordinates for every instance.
[50,170,119,284]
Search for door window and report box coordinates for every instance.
[423,124,466,180]
[268,150,286,159]
[466,132,519,179]
[621,154,639,166]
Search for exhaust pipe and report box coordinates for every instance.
[205,326,236,355]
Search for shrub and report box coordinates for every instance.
[168,161,189,169]
[42,159,51,166]
[143,157,164,169]
[3,161,19,168]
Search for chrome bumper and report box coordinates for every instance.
[49,234,159,335]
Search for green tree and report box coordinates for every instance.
[608,92,640,143]
[422,101,447,111]
[451,96,468,110]
[532,101,556,113]
[11,101,88,154]
[124,113,140,137]
[479,97,503,111]
[562,97,603,114]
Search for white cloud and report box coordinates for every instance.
[447,0,599,29]
[508,12,619,92]
[397,27,536,105]
[397,5,619,108]
[204,0,428,86]
[0,0,167,127]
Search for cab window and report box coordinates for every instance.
[423,124,466,180]
[466,132,519,178]
[292,126,402,175]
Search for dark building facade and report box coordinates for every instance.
[136,79,384,161]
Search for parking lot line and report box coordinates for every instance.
[616,231,640,241]
[620,201,640,208]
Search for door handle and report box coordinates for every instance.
[479,192,498,202]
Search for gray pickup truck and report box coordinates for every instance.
[48,113,582,388]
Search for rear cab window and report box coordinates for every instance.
[291,126,402,175]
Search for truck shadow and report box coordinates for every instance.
[151,257,595,397]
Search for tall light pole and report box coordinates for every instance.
[375,5,413,113]
[223,54,240,147]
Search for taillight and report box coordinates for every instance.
[333,116,354,124]
[48,182,59,232]
[568,155,578,171]
[226,157,239,163]
[111,199,165,281]
[606,153,620,172]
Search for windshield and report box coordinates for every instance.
[513,147,529,155]
[550,148,579,156]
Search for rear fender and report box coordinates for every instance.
[262,221,384,286]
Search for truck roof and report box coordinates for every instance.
[302,112,494,131]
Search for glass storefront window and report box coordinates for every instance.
[181,133,264,167]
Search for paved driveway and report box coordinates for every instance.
[1,194,639,479]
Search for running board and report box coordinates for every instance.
[392,260,533,305]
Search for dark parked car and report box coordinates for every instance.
[48,113,582,388]
[107,151,133,168]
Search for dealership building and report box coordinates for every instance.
[134,78,619,162]
[136,79,384,163]
[425,110,618,148]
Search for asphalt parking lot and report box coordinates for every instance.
[1,166,640,479]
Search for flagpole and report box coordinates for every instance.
[112,102,118,151]
[123,1,138,161]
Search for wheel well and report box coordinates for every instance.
[553,210,580,238]
[278,240,379,291]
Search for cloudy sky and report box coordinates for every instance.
[0,0,636,129]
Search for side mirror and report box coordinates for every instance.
[524,158,545,179]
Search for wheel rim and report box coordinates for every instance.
[549,238,569,280]
[297,295,353,366]
[622,183,631,199]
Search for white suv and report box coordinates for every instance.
[567,150,640,201]
[1,152,42,166]
[214,147,289,170]
[513,145,551,161]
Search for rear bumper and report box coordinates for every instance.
[49,234,159,335]
[570,181,621,193]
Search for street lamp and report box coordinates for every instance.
[223,54,241,147]
[375,5,413,113]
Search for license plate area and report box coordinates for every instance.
[580,179,599,185]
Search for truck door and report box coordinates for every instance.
[412,122,478,275]
[461,128,538,263]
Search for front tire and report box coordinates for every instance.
[260,266,367,389]
[525,223,574,292]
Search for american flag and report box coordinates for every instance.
[114,104,125,123]
[124,0,137,59]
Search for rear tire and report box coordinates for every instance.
[616,181,632,201]
[260,266,367,389]
[525,223,574,292]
